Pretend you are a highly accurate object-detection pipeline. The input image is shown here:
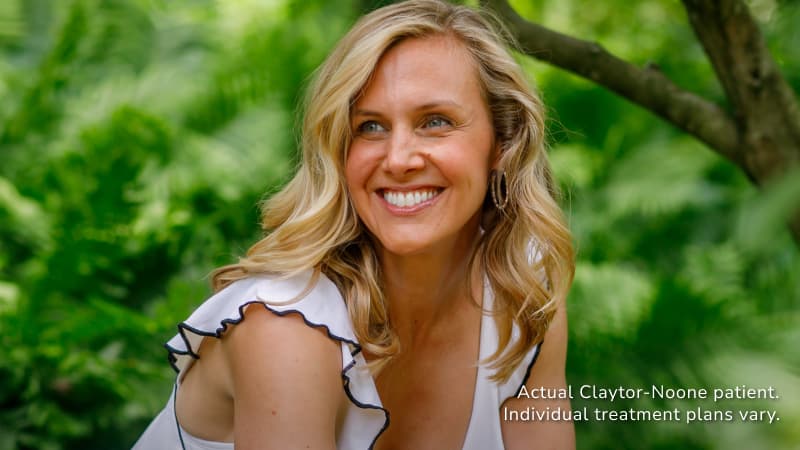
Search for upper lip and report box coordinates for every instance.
[376,185,443,192]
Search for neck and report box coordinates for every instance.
[377,222,484,348]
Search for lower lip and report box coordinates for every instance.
[378,191,442,215]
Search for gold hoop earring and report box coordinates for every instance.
[490,170,509,211]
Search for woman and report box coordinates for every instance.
[134,0,574,449]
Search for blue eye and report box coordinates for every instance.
[357,120,386,134]
[425,116,452,128]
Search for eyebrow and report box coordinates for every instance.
[352,100,464,117]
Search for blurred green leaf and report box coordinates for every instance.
[734,165,800,253]
[569,262,655,341]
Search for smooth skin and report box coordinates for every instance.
[176,307,345,449]
[175,34,573,449]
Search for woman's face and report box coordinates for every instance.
[345,34,497,257]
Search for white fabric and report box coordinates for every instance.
[132,270,540,450]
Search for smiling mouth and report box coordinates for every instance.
[381,188,443,208]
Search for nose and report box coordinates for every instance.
[383,126,425,177]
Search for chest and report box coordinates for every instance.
[371,326,482,449]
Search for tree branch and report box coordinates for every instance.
[481,0,741,167]
[681,0,800,181]
[482,0,800,244]
[681,0,800,242]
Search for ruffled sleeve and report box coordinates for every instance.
[165,269,388,450]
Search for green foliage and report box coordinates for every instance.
[0,0,357,448]
[0,0,797,449]
[531,1,800,448]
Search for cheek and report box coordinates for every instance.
[344,146,363,189]
[344,145,376,205]
[435,142,493,187]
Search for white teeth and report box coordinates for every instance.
[383,189,440,208]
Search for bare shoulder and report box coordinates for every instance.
[221,303,344,449]
[222,302,344,368]
[501,303,576,450]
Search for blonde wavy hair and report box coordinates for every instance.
[213,0,574,382]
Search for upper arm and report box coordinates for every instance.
[501,303,576,450]
[221,304,343,450]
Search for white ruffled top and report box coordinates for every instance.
[132,269,541,450]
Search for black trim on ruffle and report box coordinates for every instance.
[165,299,390,450]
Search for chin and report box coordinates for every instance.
[370,230,441,257]
[379,240,432,257]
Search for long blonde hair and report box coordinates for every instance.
[213,0,574,382]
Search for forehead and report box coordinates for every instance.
[355,34,483,108]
